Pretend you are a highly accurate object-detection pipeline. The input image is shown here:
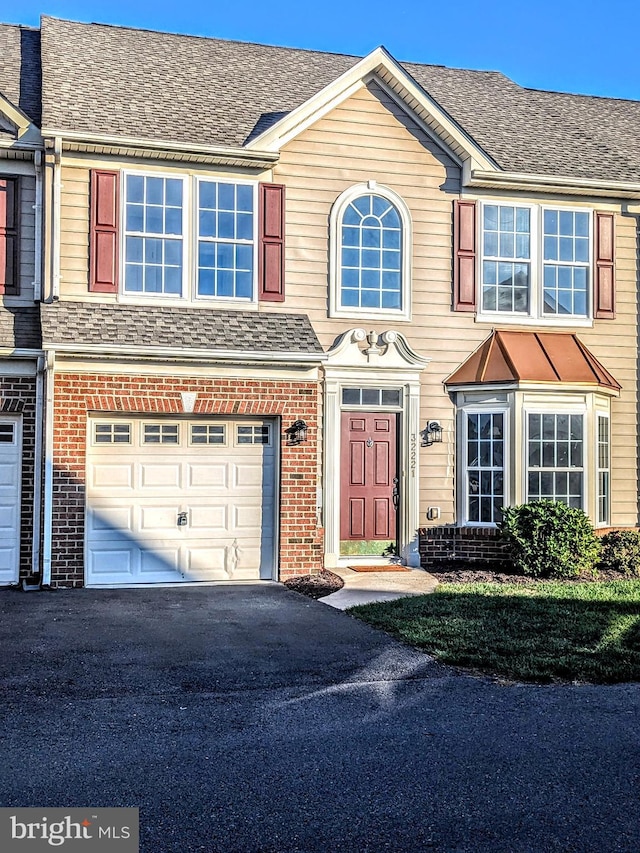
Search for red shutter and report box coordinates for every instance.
[453,199,476,312]
[0,177,18,295]
[594,211,615,319]
[258,182,285,302]
[89,170,119,293]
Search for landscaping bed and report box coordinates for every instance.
[283,570,344,600]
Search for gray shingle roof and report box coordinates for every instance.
[40,301,324,356]
[37,16,640,184]
[0,24,41,125]
[0,306,42,349]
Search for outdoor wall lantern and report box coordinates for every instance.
[285,419,308,446]
[421,420,443,447]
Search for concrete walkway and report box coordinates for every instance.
[320,565,438,608]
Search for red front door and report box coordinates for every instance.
[340,412,397,544]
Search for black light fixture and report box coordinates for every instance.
[285,419,308,446]
[421,420,443,447]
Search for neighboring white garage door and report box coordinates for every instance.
[86,417,276,586]
[0,417,21,585]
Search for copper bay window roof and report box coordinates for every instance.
[445,330,621,392]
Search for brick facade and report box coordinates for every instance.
[51,371,322,587]
[419,525,509,568]
[0,373,37,581]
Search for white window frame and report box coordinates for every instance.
[460,404,510,527]
[477,201,593,326]
[523,407,586,510]
[329,182,412,322]
[596,412,611,527]
[119,171,259,305]
[193,177,258,304]
[121,170,189,300]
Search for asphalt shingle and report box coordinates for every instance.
[0,306,42,349]
[40,301,324,355]
[37,16,640,184]
[0,24,41,125]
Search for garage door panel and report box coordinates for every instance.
[87,506,134,534]
[140,547,181,575]
[140,463,182,489]
[186,545,227,574]
[0,461,20,489]
[90,463,134,490]
[189,505,227,531]
[232,503,264,531]
[86,417,276,586]
[0,501,18,529]
[187,463,228,488]
[88,546,136,577]
[140,505,183,531]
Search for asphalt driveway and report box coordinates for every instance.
[0,583,639,852]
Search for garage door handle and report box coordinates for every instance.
[177,512,188,527]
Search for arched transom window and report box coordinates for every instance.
[340,194,403,311]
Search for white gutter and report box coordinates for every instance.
[30,354,45,582]
[0,348,43,358]
[51,137,62,301]
[33,150,43,301]
[47,342,328,364]
[466,167,640,200]
[42,129,279,164]
[41,350,55,587]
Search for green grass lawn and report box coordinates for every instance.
[349,580,640,683]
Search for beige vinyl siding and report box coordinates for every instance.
[59,166,92,298]
[273,81,639,528]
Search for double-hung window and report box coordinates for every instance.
[122,174,257,301]
[197,181,255,299]
[124,175,184,296]
[480,203,591,320]
[465,411,506,524]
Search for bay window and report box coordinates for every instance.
[465,411,505,524]
[526,413,584,508]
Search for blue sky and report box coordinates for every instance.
[9,0,640,101]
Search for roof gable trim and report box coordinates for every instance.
[246,45,496,171]
[0,93,41,149]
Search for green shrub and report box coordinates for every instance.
[500,500,601,578]
[599,530,640,576]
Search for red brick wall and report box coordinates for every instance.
[419,525,509,567]
[0,374,37,581]
[52,372,322,587]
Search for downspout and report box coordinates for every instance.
[33,150,43,301]
[41,349,55,587]
[25,354,46,589]
[51,137,62,301]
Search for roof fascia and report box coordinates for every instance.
[44,341,327,364]
[447,380,620,397]
[246,45,496,171]
[467,167,640,200]
[42,130,278,167]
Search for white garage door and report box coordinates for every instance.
[86,417,276,586]
[0,417,21,585]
